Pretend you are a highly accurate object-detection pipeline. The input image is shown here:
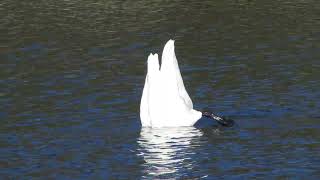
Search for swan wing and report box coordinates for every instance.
[140,76,150,126]
[161,40,193,109]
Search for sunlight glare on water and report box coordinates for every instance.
[138,127,204,178]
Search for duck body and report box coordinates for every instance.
[140,40,202,127]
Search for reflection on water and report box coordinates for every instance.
[138,127,203,178]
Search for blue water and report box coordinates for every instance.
[1,0,320,179]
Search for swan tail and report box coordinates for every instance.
[140,53,159,127]
[147,53,160,78]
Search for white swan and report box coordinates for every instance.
[140,39,202,127]
[140,40,235,128]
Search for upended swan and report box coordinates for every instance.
[140,39,234,128]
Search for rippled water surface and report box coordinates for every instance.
[1,0,320,179]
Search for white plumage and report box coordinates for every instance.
[140,40,202,127]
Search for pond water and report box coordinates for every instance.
[1,0,320,179]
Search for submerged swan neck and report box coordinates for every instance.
[202,111,235,127]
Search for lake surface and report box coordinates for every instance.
[1,0,320,179]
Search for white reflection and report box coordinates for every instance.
[138,127,203,177]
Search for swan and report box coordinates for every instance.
[140,39,234,128]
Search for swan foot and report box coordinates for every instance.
[202,111,235,127]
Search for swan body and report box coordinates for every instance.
[140,40,202,127]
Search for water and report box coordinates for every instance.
[1,0,320,179]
